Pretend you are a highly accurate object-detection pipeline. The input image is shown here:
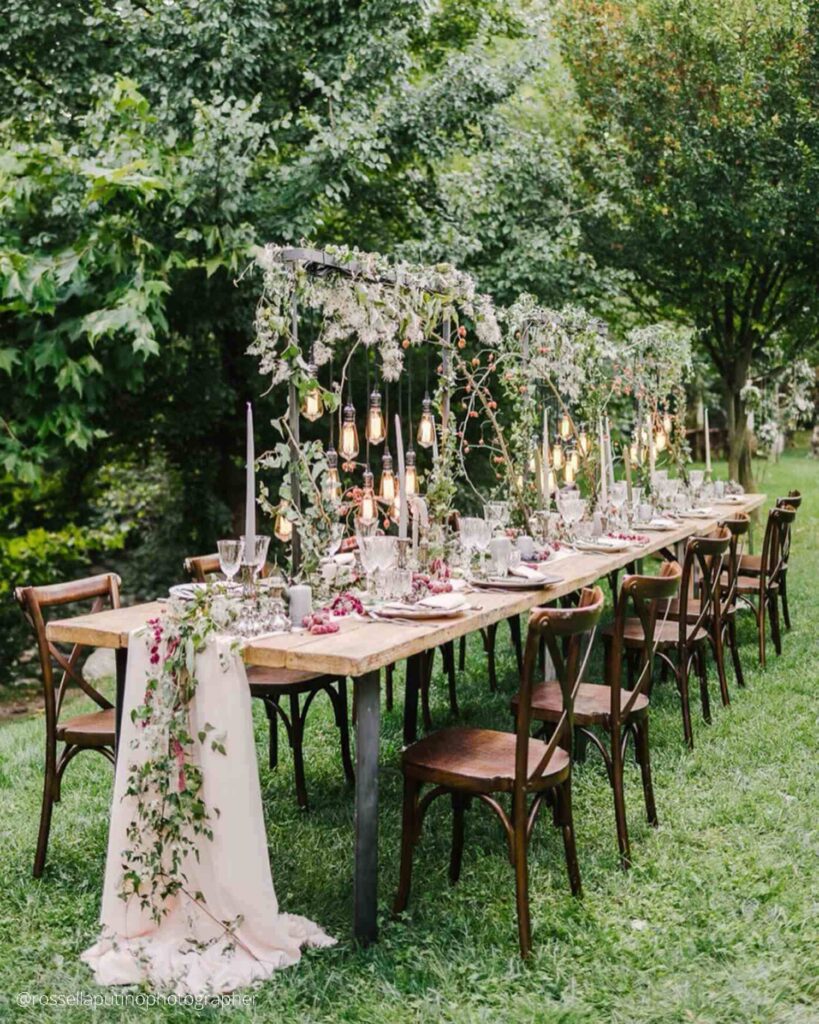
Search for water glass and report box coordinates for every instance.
[217,539,244,583]
[488,536,512,576]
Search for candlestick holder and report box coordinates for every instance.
[240,562,258,601]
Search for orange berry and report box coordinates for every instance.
[402,338,410,349]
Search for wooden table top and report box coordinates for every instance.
[46,494,766,679]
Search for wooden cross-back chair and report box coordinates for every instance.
[14,573,121,877]
[184,554,353,809]
[394,587,604,958]
[736,492,801,632]
[718,514,751,690]
[603,530,730,748]
[513,563,681,868]
[730,505,796,667]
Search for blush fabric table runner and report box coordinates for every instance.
[81,628,335,995]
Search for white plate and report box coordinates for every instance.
[168,583,207,600]
[374,602,468,620]
[471,574,561,590]
[717,495,746,504]
[575,538,632,553]
[683,508,715,518]
[641,519,678,531]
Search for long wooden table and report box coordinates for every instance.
[46,494,765,944]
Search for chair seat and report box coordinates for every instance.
[247,666,325,695]
[402,726,569,793]
[57,708,115,747]
[602,617,708,647]
[512,682,649,726]
[735,574,776,594]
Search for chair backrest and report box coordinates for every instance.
[14,574,120,742]
[760,504,797,587]
[184,553,220,582]
[720,513,750,610]
[515,586,605,794]
[607,561,682,721]
[677,526,731,641]
[774,491,800,567]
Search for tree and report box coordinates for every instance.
[0,0,546,513]
[556,0,819,485]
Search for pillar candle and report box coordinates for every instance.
[704,407,712,475]
[394,413,408,540]
[624,444,633,505]
[598,418,607,507]
[647,413,656,481]
[605,415,615,489]
[244,402,256,558]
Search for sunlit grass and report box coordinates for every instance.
[0,452,817,1023]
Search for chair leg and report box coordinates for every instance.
[442,642,459,717]
[263,697,280,770]
[512,793,532,958]
[556,779,582,898]
[696,644,711,724]
[458,635,467,671]
[757,597,767,668]
[634,719,658,827]
[727,617,746,688]
[610,729,630,869]
[677,653,694,749]
[421,653,433,732]
[712,616,730,707]
[449,793,466,884]
[483,625,498,692]
[769,591,783,656]
[509,615,523,676]
[394,777,419,914]
[335,678,355,785]
[780,571,792,630]
[288,693,309,810]
[385,664,394,712]
[34,757,57,878]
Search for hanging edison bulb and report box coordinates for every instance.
[323,446,342,503]
[300,364,324,422]
[547,470,557,495]
[663,412,673,436]
[366,389,386,445]
[359,468,378,524]
[552,439,564,470]
[339,400,359,460]
[629,442,641,466]
[416,394,436,449]
[559,413,572,440]
[274,504,293,543]
[405,447,419,495]
[570,448,579,473]
[564,461,575,485]
[579,429,590,457]
[655,427,668,453]
[379,450,396,505]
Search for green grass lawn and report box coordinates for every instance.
[1,453,817,1023]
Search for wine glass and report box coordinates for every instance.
[370,537,398,598]
[484,501,510,535]
[610,482,628,529]
[459,516,480,572]
[559,496,587,543]
[357,536,379,599]
[326,522,345,558]
[473,519,493,576]
[217,539,244,586]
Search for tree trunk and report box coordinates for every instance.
[723,385,755,491]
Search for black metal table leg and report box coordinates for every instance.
[353,669,380,944]
[114,647,128,761]
[402,653,425,746]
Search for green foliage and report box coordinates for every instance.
[555,0,819,483]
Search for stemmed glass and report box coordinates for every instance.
[217,539,244,587]
[357,536,380,599]
[459,517,480,573]
[473,519,493,577]
[370,537,398,599]
[610,482,628,529]
[484,501,510,535]
[689,470,704,505]
[559,496,587,543]
[326,522,345,558]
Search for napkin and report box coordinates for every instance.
[509,564,546,581]
[417,592,468,611]
[333,552,356,566]
[648,517,677,529]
